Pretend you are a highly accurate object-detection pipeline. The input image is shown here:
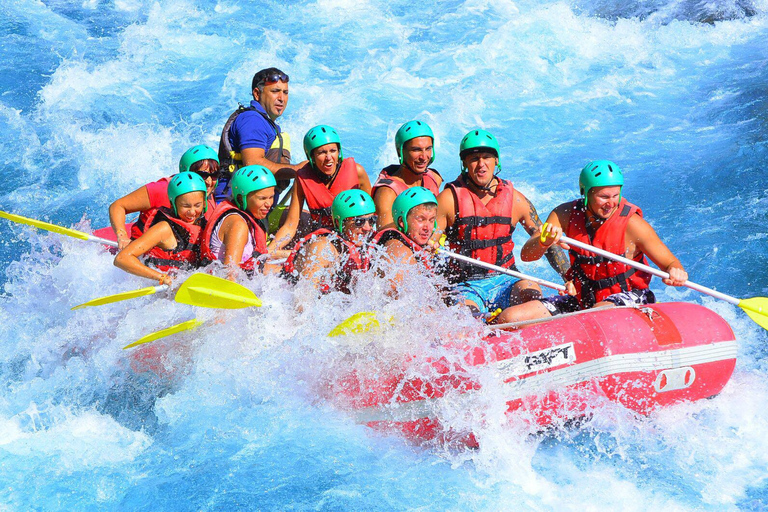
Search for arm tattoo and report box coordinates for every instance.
[523,197,542,235]
[524,197,570,279]
[545,244,571,279]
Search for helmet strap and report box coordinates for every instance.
[465,172,499,193]
[314,160,340,185]
[403,161,428,177]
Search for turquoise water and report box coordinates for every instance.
[1,0,767,509]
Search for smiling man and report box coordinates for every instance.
[216,67,308,201]
[501,160,688,323]
[372,120,443,229]
[434,129,569,323]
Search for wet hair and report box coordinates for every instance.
[252,67,288,92]
[189,159,219,173]
[406,202,437,221]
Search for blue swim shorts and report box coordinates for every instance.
[452,273,520,314]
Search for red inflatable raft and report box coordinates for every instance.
[334,302,737,445]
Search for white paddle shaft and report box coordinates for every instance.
[439,248,566,292]
[559,234,739,305]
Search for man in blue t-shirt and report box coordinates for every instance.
[217,67,308,201]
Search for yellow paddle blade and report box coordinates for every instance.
[71,285,163,310]
[123,318,203,349]
[739,297,768,331]
[268,204,288,234]
[175,273,262,309]
[328,312,395,337]
[0,210,91,241]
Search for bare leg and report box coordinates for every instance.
[495,299,553,325]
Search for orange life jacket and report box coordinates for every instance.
[282,228,369,294]
[371,164,441,198]
[564,198,652,307]
[200,200,268,272]
[142,208,203,272]
[297,157,359,229]
[444,175,517,281]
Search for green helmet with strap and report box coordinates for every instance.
[395,120,435,165]
[179,144,219,173]
[391,186,437,235]
[579,160,624,207]
[167,172,208,215]
[459,129,501,173]
[231,165,277,210]
[303,125,343,169]
[331,189,376,234]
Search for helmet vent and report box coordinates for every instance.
[594,172,602,177]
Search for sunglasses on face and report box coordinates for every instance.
[193,170,218,180]
[258,72,290,86]
[348,215,378,228]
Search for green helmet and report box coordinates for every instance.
[231,165,277,209]
[391,187,437,235]
[179,144,219,173]
[167,172,208,216]
[331,189,376,234]
[459,129,501,172]
[395,120,435,165]
[303,125,343,169]
[579,160,624,206]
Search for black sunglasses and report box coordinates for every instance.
[193,170,218,180]
[348,215,378,228]
[257,73,289,86]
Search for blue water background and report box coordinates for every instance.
[1,0,767,509]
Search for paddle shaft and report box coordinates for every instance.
[439,248,566,292]
[559,234,740,306]
[0,210,118,248]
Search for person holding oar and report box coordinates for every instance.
[268,125,371,256]
[431,129,570,323]
[109,145,220,250]
[502,160,688,323]
[114,173,209,285]
[200,165,279,278]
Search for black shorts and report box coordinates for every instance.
[540,288,656,316]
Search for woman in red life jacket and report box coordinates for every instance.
[372,187,437,297]
[109,145,220,250]
[114,172,208,285]
[282,189,376,294]
[269,125,371,256]
[372,120,443,229]
[200,165,277,279]
[501,160,688,324]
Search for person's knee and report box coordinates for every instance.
[510,280,542,304]
[495,300,551,325]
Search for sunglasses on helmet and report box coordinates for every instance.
[257,72,289,86]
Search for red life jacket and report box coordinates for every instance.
[371,164,441,198]
[142,208,203,272]
[200,200,268,272]
[564,198,652,307]
[372,228,433,273]
[131,180,216,240]
[444,175,517,281]
[297,157,359,229]
[282,228,369,294]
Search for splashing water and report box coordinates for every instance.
[1,0,767,509]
